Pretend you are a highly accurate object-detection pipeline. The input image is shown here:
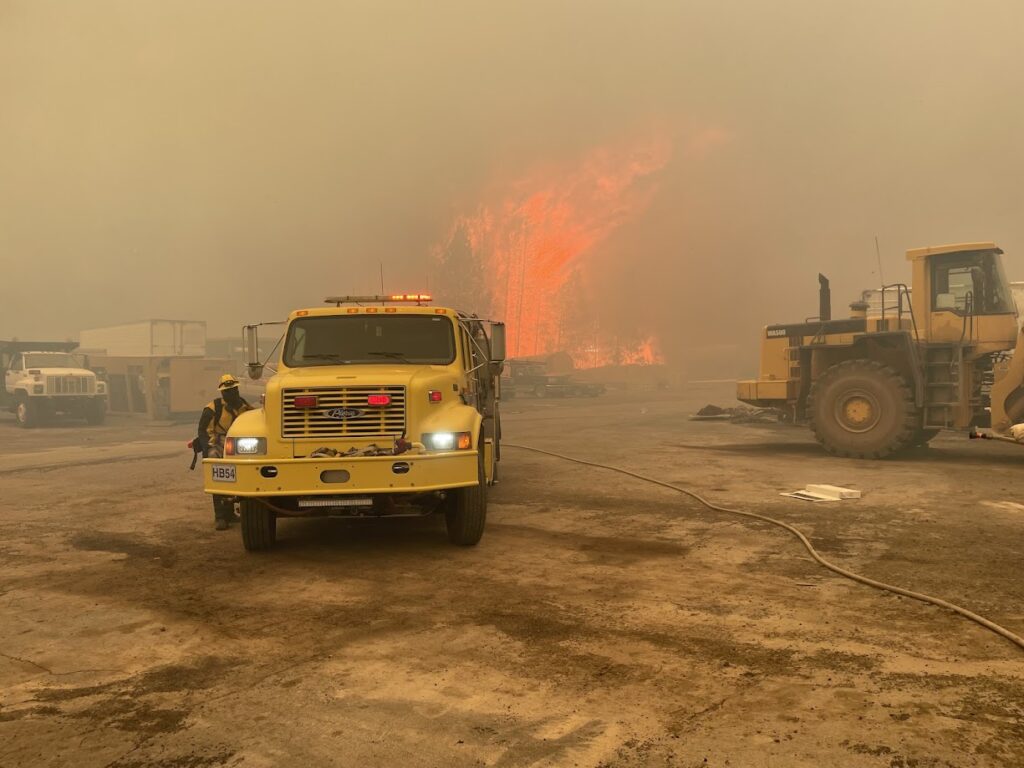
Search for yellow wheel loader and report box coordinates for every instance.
[738,242,1024,457]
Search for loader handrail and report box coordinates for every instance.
[879,283,919,342]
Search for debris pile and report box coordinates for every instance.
[691,404,785,423]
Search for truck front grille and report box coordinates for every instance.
[282,386,406,439]
[46,376,94,395]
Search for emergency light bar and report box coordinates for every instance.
[324,294,433,306]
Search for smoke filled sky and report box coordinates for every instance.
[3,1,1023,367]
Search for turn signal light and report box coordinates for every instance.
[367,394,391,406]
[428,390,442,403]
[293,395,318,408]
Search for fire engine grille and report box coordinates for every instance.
[282,386,406,438]
[46,376,94,395]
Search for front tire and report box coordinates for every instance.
[445,442,487,546]
[808,359,917,459]
[240,498,277,551]
[15,396,39,429]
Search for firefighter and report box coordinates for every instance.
[195,374,253,530]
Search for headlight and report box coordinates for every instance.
[226,437,267,456]
[423,432,472,451]
[96,381,107,394]
[33,385,44,394]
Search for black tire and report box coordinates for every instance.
[533,384,546,398]
[85,399,106,425]
[445,441,487,545]
[15,396,38,429]
[808,359,917,459]
[240,498,277,551]
[911,428,941,447]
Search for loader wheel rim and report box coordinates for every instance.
[16,402,27,423]
[835,389,880,433]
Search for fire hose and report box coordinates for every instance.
[504,443,1024,654]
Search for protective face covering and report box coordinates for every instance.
[223,386,243,409]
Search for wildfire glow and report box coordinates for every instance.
[438,137,671,368]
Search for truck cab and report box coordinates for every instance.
[2,343,107,427]
[204,295,506,551]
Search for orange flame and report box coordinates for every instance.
[437,137,671,367]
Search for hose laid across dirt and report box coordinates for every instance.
[504,443,1024,653]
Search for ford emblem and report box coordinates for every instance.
[326,407,364,420]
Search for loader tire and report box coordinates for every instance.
[808,359,917,459]
[445,441,487,546]
[911,428,941,447]
[240,498,277,551]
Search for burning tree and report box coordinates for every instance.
[434,223,490,317]
[436,137,671,366]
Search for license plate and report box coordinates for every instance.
[211,464,236,483]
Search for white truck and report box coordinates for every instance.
[1,342,107,427]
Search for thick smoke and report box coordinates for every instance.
[2,1,1022,376]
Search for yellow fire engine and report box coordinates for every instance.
[204,294,506,551]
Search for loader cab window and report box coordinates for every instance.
[930,251,1012,315]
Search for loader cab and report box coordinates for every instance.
[908,243,1018,348]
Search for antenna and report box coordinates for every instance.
[379,263,385,294]
[874,235,885,286]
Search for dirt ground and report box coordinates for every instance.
[1,384,1022,768]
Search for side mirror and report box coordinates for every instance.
[244,325,263,380]
[489,322,506,362]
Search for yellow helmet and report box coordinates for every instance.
[217,373,240,390]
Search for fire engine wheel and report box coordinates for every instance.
[809,359,917,459]
[15,396,39,429]
[240,498,277,551]
[445,441,487,546]
[533,385,546,398]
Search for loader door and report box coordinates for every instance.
[927,250,1016,345]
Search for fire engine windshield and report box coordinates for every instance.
[283,315,457,367]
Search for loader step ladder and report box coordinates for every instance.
[922,344,965,428]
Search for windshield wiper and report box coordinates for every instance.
[302,354,353,363]
[367,351,414,363]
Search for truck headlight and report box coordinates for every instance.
[96,381,107,394]
[33,385,44,394]
[423,432,472,451]
[226,437,267,456]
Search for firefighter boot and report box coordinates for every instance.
[213,497,233,530]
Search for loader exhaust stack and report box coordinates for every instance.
[818,273,831,322]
